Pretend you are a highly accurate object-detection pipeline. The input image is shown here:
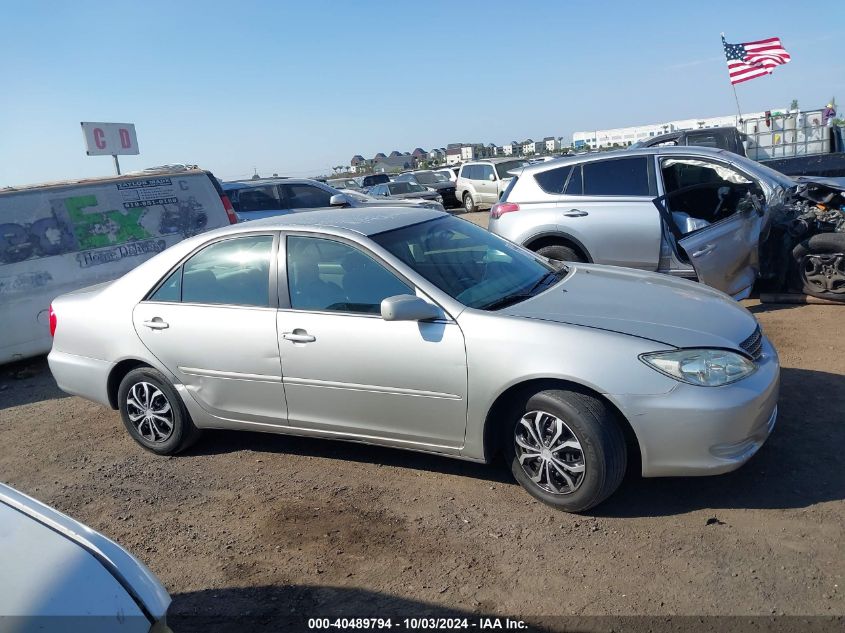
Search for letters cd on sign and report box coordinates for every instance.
[80,122,140,156]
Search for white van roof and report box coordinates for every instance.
[0,166,211,196]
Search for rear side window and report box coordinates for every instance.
[583,157,650,196]
[460,165,475,180]
[534,166,572,194]
[150,268,182,302]
[181,235,273,306]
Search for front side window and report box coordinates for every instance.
[583,157,650,196]
[371,216,561,310]
[237,186,282,212]
[495,160,526,179]
[388,182,413,195]
[287,236,412,314]
[282,184,333,209]
[166,235,273,307]
[477,165,494,181]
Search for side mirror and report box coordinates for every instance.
[488,173,496,181]
[329,194,349,207]
[380,294,440,322]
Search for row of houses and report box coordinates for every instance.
[349,137,564,173]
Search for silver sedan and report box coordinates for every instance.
[48,207,779,512]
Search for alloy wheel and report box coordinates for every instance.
[126,381,174,443]
[514,410,586,494]
[802,253,845,294]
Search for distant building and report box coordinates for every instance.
[572,109,776,150]
[445,147,462,165]
[502,141,519,156]
[460,144,476,161]
[428,148,445,161]
[544,137,561,152]
[412,148,427,160]
[372,155,415,173]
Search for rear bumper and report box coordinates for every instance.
[47,350,113,407]
[612,336,780,477]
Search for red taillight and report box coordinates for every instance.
[49,304,57,337]
[490,202,520,219]
[221,195,238,224]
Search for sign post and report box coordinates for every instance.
[80,122,139,175]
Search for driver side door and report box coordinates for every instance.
[276,234,469,452]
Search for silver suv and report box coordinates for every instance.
[456,158,528,213]
[488,146,800,300]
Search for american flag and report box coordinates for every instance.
[722,35,791,85]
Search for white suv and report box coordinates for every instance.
[456,158,528,212]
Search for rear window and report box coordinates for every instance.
[495,160,527,179]
[500,175,519,201]
[583,157,650,196]
[534,166,572,194]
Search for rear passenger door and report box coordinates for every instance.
[558,156,662,270]
[133,233,286,425]
[475,164,498,206]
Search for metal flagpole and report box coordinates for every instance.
[112,154,121,175]
[722,32,744,126]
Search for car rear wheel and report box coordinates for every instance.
[536,244,584,264]
[463,193,476,213]
[505,389,626,512]
[792,233,845,302]
[117,367,200,455]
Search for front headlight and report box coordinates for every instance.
[640,349,756,387]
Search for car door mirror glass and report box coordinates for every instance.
[488,173,495,181]
[381,294,440,321]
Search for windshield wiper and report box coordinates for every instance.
[479,269,565,311]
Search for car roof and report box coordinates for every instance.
[216,206,445,237]
[465,157,527,165]
[517,145,734,175]
[222,177,327,191]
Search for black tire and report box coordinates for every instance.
[504,388,626,512]
[463,193,477,213]
[791,233,845,302]
[536,244,585,264]
[117,367,201,455]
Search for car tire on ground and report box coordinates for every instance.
[117,367,201,455]
[463,193,476,214]
[504,388,626,512]
[791,232,845,302]
[536,244,584,264]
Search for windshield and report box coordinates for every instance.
[433,173,449,182]
[495,160,528,179]
[413,172,439,185]
[371,216,564,310]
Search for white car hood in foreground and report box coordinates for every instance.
[500,264,759,350]
[0,484,170,631]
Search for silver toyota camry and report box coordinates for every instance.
[48,207,780,512]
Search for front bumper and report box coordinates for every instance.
[611,336,780,477]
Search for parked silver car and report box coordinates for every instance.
[0,482,171,632]
[489,146,800,299]
[48,208,779,512]
[456,158,528,213]
[222,177,442,222]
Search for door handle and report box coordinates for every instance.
[282,331,316,343]
[142,319,169,330]
[691,245,716,258]
[563,209,588,217]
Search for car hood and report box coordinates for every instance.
[426,181,456,191]
[499,264,759,349]
[391,191,439,200]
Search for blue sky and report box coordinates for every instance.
[1,0,842,185]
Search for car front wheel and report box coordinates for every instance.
[536,244,584,264]
[792,233,845,302]
[505,388,626,512]
[117,367,200,455]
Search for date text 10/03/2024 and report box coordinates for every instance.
[308,618,529,630]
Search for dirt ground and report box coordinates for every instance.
[1,276,843,630]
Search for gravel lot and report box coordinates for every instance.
[1,219,843,630]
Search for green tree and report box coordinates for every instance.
[790,99,799,110]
